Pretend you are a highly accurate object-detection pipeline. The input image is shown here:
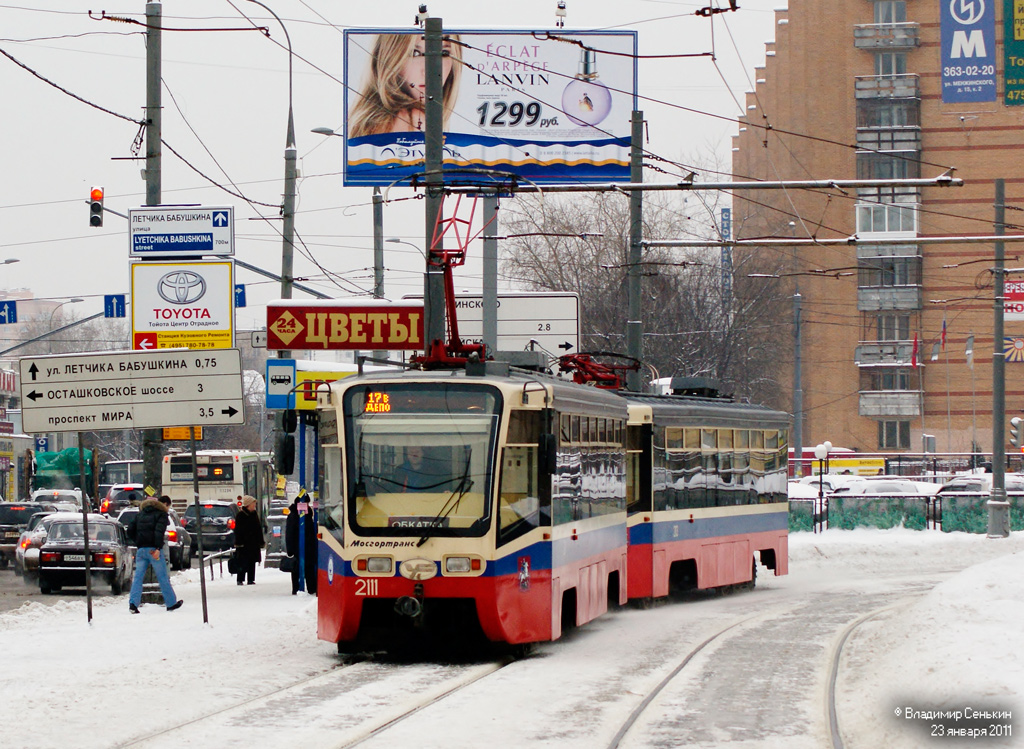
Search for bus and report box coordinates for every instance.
[99,459,145,496]
[161,451,276,515]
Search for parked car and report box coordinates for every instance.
[831,478,932,496]
[0,501,62,568]
[37,516,134,595]
[100,484,147,517]
[936,473,1024,494]
[117,505,193,570]
[796,474,867,494]
[181,500,238,557]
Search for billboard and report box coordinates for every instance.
[343,29,638,186]
[1006,0,1024,105]
[266,300,424,350]
[131,260,235,350]
[940,0,996,103]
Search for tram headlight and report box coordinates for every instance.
[444,556,483,574]
[365,557,393,573]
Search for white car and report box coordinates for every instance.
[831,478,931,496]
[30,489,86,511]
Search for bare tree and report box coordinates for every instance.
[500,190,790,407]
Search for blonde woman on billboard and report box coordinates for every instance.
[349,33,462,137]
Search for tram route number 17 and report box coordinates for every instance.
[355,579,379,596]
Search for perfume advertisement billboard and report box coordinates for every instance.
[343,29,638,186]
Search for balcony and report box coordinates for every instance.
[859,391,921,418]
[856,202,919,236]
[853,23,920,49]
[858,285,922,311]
[855,341,913,365]
[855,74,919,99]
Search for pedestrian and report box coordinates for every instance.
[234,495,265,586]
[127,495,182,613]
[285,493,318,595]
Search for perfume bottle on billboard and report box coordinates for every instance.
[561,47,612,127]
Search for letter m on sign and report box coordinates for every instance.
[951,29,986,58]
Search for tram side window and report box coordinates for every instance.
[626,424,649,513]
[652,427,668,511]
[321,446,344,539]
[497,446,544,546]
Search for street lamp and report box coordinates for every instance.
[247,0,295,346]
[813,442,831,534]
[50,298,84,329]
[386,238,425,257]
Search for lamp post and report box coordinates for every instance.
[814,442,830,534]
[1,258,18,297]
[247,0,295,352]
[48,298,84,351]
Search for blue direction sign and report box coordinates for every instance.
[234,284,246,308]
[129,205,235,257]
[0,300,16,324]
[265,359,297,410]
[35,437,48,452]
[104,294,126,318]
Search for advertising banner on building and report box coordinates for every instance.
[343,29,638,186]
[1005,278,1024,319]
[1005,0,1024,105]
[940,0,996,103]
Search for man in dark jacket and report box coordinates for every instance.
[127,496,182,613]
[234,495,265,585]
[285,492,317,595]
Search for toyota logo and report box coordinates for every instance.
[158,271,207,304]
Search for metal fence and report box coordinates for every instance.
[789,495,1024,533]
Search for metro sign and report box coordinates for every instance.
[266,300,423,350]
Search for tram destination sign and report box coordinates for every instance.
[19,349,245,433]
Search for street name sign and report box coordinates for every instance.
[129,205,234,257]
[19,349,245,434]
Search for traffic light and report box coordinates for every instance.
[89,186,104,227]
[1010,416,1023,448]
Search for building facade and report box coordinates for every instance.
[732,0,1023,456]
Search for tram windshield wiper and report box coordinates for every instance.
[416,448,473,547]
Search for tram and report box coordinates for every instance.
[314,366,789,651]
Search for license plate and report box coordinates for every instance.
[4,531,18,539]
[64,554,86,562]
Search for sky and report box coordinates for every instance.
[1,527,1021,748]
[0,0,781,344]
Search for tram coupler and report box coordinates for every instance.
[394,583,426,626]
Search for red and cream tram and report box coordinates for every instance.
[313,367,789,652]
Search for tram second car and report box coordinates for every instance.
[313,369,789,651]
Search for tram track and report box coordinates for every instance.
[114,653,511,748]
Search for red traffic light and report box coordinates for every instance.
[89,186,104,227]
[90,186,104,201]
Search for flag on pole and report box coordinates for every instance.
[912,333,919,368]
[931,341,940,361]
[941,316,947,351]
[966,334,974,369]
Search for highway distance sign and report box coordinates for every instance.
[129,205,234,257]
[19,349,245,433]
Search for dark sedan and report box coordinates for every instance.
[0,502,59,569]
[37,518,134,595]
[181,500,238,556]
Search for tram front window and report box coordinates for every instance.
[343,383,501,537]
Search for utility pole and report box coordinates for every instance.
[793,292,803,477]
[989,179,1010,538]
[483,197,498,353]
[423,17,445,357]
[626,110,643,391]
[141,1,163,493]
[372,186,386,360]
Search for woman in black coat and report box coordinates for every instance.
[285,496,318,595]
[234,495,265,585]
